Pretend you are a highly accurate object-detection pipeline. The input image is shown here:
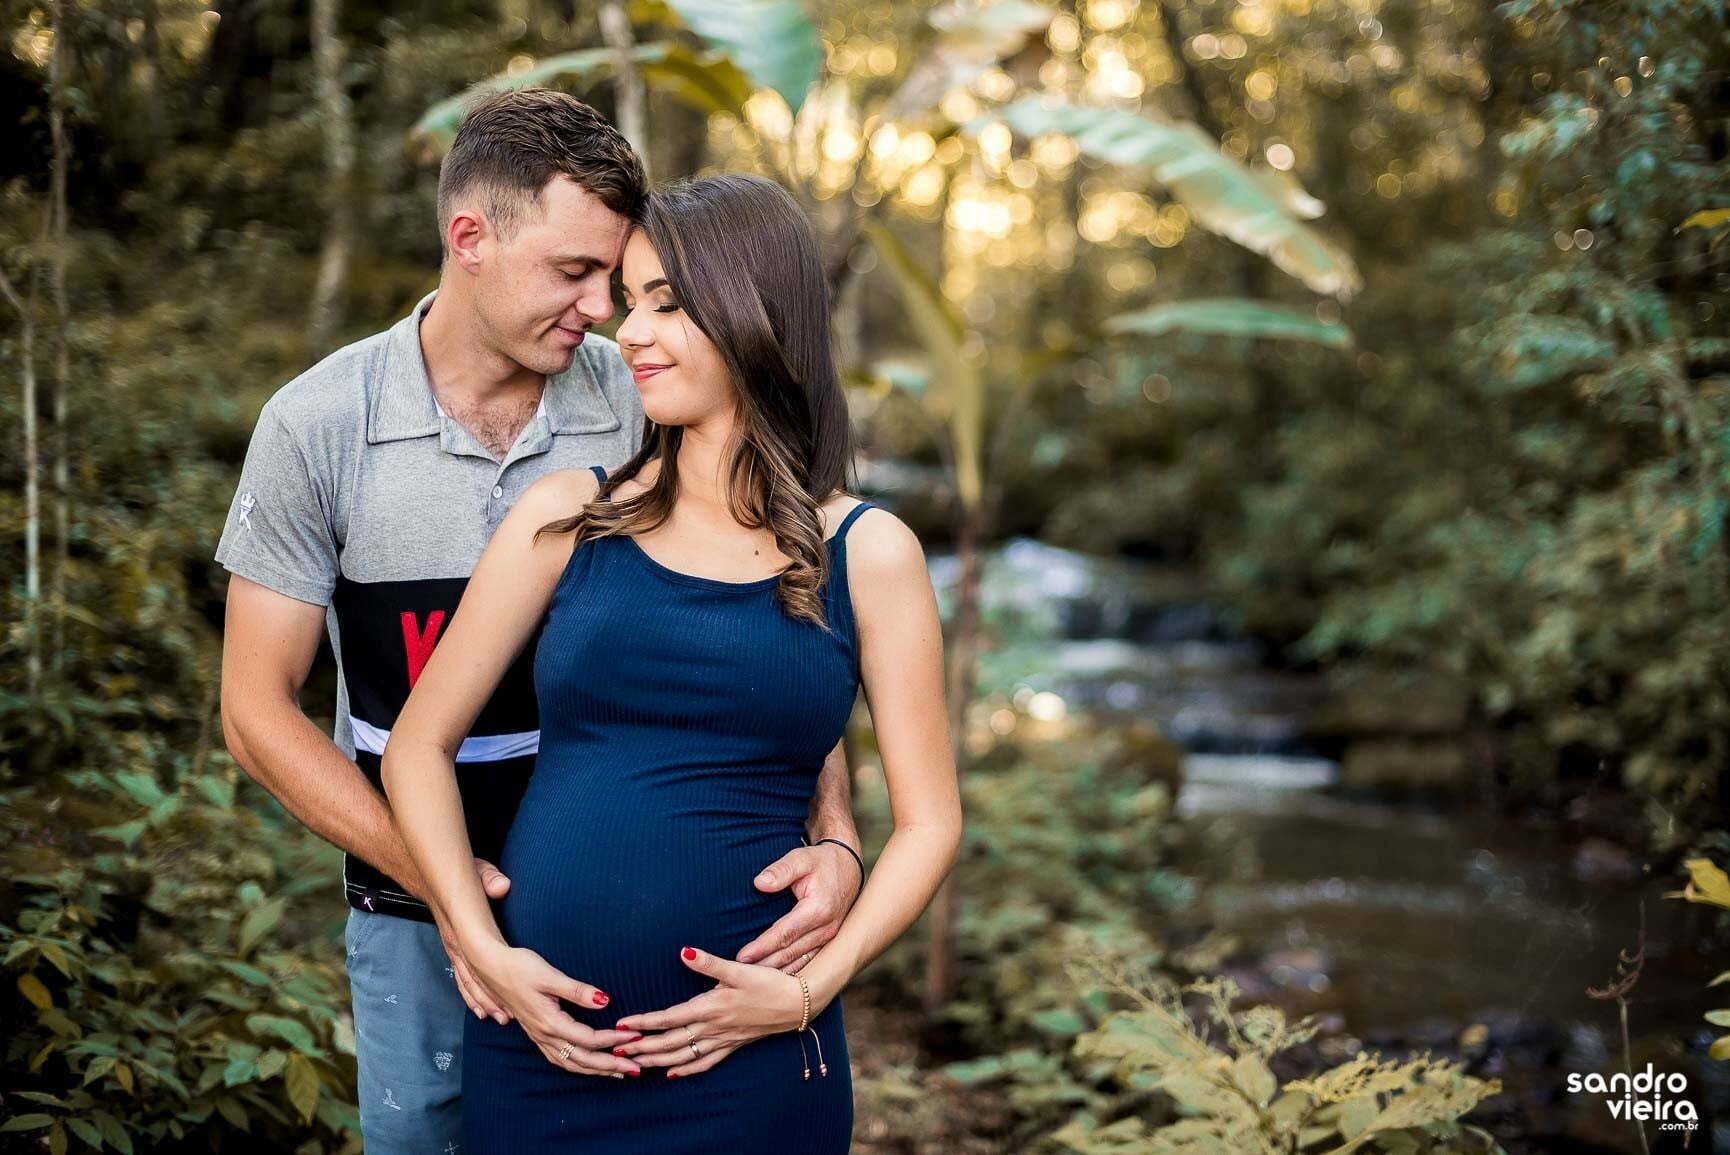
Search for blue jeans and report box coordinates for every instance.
[344,908,467,1153]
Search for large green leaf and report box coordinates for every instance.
[236,896,285,956]
[284,1054,320,1124]
[1669,856,1730,909]
[885,0,1053,121]
[966,99,1362,298]
[411,44,674,150]
[1104,298,1353,348]
[665,0,821,116]
[410,40,756,156]
[862,218,986,510]
[639,43,756,120]
[245,1014,322,1056]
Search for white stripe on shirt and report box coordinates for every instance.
[350,715,539,762]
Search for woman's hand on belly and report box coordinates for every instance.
[465,938,648,1079]
[609,944,810,1079]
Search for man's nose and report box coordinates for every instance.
[576,280,615,325]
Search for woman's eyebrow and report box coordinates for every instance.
[643,277,670,292]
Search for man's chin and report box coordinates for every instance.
[526,344,578,375]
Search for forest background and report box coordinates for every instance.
[2,0,1728,1151]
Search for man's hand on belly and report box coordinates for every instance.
[734,842,862,971]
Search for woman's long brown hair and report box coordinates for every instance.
[537,172,854,628]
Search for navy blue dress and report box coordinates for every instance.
[462,465,868,1153]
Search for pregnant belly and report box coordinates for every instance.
[493,788,804,1027]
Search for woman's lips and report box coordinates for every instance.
[632,363,671,382]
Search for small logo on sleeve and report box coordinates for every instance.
[238,491,257,530]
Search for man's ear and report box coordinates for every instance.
[446,206,489,272]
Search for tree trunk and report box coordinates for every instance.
[598,0,648,179]
[141,0,164,148]
[306,0,354,357]
[1,267,41,698]
[49,0,71,670]
[1153,0,1285,433]
[202,0,309,136]
[653,88,708,183]
[923,502,983,1013]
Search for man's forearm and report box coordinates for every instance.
[805,737,860,851]
[222,693,427,897]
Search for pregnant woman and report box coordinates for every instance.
[381,171,962,1152]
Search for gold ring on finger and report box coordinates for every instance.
[559,1042,574,1062]
[682,1025,696,1044]
[688,1042,701,1059]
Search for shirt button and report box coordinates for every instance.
[491,485,503,499]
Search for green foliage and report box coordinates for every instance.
[1664,857,1730,1061]
[659,0,821,115]
[410,0,818,150]
[0,754,359,1152]
[1104,299,1354,349]
[852,702,1501,1152]
[879,0,1052,121]
[1100,0,1730,846]
[1049,965,1503,1155]
[848,713,1185,1147]
[2,188,363,1151]
[963,98,1361,298]
[1231,220,1730,834]
[412,45,653,146]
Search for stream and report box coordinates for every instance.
[928,537,1728,1154]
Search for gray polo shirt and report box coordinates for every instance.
[215,291,643,921]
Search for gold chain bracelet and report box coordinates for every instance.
[793,974,828,1079]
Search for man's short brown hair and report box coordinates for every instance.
[436,89,647,251]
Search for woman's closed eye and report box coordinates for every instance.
[621,296,681,314]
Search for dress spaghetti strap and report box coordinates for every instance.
[588,464,607,485]
[832,500,875,542]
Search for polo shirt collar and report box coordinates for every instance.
[367,290,622,444]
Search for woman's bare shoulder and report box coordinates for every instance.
[514,468,603,525]
[819,492,865,540]
[826,497,923,574]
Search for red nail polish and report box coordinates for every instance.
[593,992,609,1006]
[681,947,696,960]
[668,1072,679,1079]
[613,1047,626,1056]
[627,1069,640,1077]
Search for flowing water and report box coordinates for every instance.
[929,537,1728,1153]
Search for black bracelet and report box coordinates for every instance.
[806,836,866,894]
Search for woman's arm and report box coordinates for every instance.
[380,467,642,1078]
[795,506,963,1010]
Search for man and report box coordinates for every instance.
[215,90,863,1153]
